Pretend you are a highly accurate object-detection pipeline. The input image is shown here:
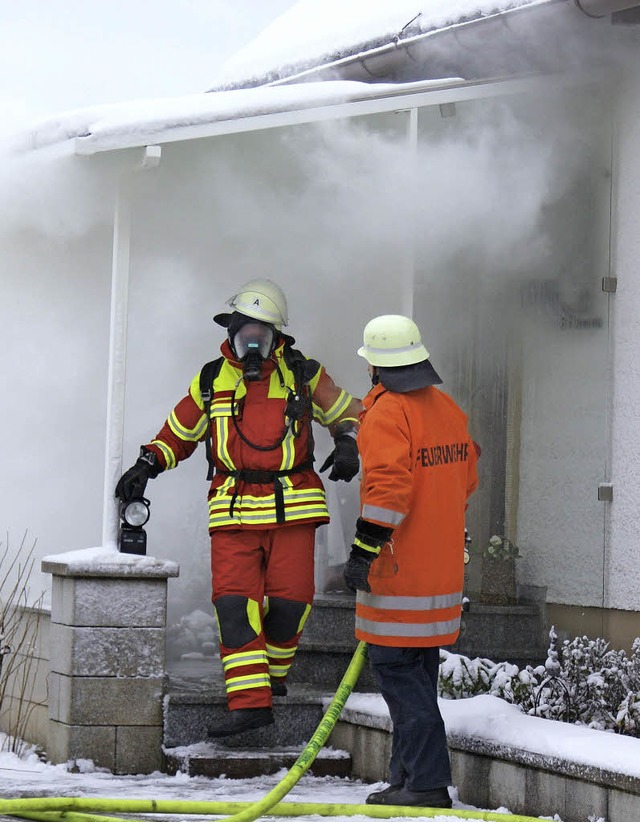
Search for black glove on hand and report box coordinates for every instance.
[343,518,395,593]
[115,449,161,502]
[343,553,373,593]
[319,434,359,482]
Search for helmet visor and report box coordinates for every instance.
[232,322,274,360]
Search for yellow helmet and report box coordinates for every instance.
[357,314,429,367]
[225,278,288,330]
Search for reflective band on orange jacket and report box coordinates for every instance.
[355,382,478,647]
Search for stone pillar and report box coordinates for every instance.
[42,549,179,774]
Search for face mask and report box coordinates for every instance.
[232,322,274,381]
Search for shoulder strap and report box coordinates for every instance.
[282,345,318,463]
[200,357,224,481]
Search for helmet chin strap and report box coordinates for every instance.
[370,367,380,387]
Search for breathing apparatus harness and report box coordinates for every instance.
[199,340,320,524]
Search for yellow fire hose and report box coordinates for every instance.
[1,640,547,822]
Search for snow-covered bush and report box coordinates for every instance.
[439,628,640,738]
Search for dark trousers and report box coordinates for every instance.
[368,644,452,791]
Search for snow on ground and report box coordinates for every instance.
[0,743,552,822]
[5,682,638,822]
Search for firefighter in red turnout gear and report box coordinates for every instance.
[116,279,362,737]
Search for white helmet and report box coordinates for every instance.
[357,314,429,367]
[225,278,288,330]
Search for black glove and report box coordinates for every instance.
[115,449,162,502]
[319,434,359,482]
[343,518,395,593]
[343,553,373,593]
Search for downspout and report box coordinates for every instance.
[101,145,162,550]
[402,108,418,318]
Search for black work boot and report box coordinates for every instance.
[208,707,274,738]
[366,785,452,808]
[271,679,288,697]
[365,784,404,805]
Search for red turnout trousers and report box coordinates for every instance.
[210,523,316,709]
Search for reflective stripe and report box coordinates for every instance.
[266,644,296,659]
[362,504,406,526]
[246,598,262,637]
[355,615,460,638]
[269,663,291,676]
[297,603,312,633]
[209,504,328,528]
[151,440,176,470]
[358,591,462,610]
[222,650,268,671]
[215,417,235,470]
[321,390,353,425]
[225,673,271,693]
[280,429,296,471]
[353,537,381,556]
[168,409,208,442]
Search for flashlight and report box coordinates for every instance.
[119,497,150,555]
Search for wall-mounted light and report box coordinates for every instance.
[119,498,150,555]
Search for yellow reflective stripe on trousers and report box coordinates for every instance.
[222,650,268,672]
[355,615,460,639]
[358,591,462,610]
[225,672,271,693]
[266,644,296,660]
[269,662,292,676]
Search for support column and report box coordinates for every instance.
[42,549,179,774]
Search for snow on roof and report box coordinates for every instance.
[22,77,478,155]
[213,0,549,89]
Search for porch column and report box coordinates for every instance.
[42,549,179,774]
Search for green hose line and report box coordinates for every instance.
[6,804,552,822]
[0,638,548,822]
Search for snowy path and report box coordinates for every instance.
[0,760,546,822]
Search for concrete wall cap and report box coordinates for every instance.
[41,547,179,579]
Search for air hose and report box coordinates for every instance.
[1,639,546,822]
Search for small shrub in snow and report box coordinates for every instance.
[439,628,640,738]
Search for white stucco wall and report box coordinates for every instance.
[607,66,640,612]
[0,151,118,600]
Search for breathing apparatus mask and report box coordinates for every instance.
[230,318,275,381]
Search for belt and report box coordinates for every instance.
[216,461,313,524]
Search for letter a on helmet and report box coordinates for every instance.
[225,278,289,330]
[358,314,430,367]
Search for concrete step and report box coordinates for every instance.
[452,603,548,667]
[164,685,345,749]
[164,742,352,778]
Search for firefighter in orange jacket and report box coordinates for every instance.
[344,314,478,809]
[116,279,361,737]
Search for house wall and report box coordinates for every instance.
[608,67,640,613]
[0,150,117,601]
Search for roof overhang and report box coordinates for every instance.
[67,73,572,157]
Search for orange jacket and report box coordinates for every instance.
[145,338,361,530]
[355,382,478,647]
